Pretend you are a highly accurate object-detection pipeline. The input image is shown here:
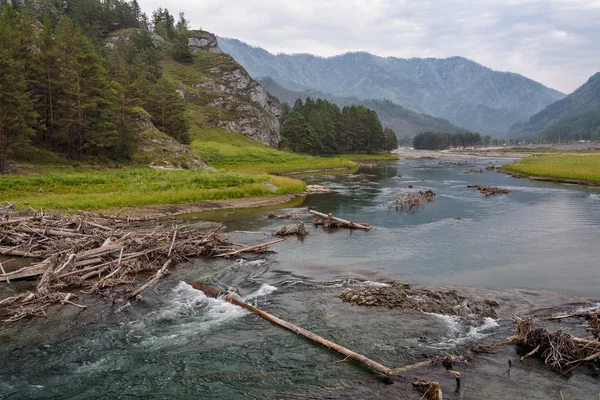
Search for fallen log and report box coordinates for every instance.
[309,210,371,231]
[0,263,49,282]
[0,247,44,258]
[216,239,285,258]
[129,259,172,299]
[191,282,394,376]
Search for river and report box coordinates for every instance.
[1,157,600,399]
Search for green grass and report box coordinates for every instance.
[0,167,305,210]
[503,153,600,182]
[189,126,357,174]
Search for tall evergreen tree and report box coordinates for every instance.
[0,6,37,170]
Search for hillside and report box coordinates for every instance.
[509,72,600,140]
[218,38,565,136]
[258,77,468,142]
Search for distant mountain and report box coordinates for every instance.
[258,77,469,142]
[218,37,565,136]
[509,72,600,140]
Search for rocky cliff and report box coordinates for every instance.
[170,31,281,147]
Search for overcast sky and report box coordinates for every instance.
[138,0,600,94]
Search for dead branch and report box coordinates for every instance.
[275,222,308,237]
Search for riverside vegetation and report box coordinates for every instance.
[0,1,396,211]
[503,152,600,184]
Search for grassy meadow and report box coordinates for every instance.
[503,153,600,183]
[0,167,305,210]
[3,125,398,211]
[189,126,359,174]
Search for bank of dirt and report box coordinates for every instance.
[100,193,306,219]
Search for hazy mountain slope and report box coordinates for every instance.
[509,72,600,139]
[258,77,468,141]
[540,109,600,141]
[219,38,565,136]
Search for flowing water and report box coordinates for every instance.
[2,157,600,399]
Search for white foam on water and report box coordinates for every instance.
[235,258,267,268]
[132,282,248,349]
[425,313,499,349]
[245,283,278,300]
[574,303,600,313]
[361,281,392,288]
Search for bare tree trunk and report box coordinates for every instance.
[192,283,395,376]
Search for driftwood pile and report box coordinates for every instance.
[390,190,436,214]
[468,184,511,197]
[514,316,600,373]
[275,222,308,237]
[0,210,281,322]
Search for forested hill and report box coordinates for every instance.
[258,77,469,144]
[218,37,565,136]
[0,1,281,170]
[509,72,600,141]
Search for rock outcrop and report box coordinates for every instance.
[170,30,281,147]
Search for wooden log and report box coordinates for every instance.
[73,257,103,268]
[429,382,442,400]
[216,239,285,258]
[15,226,93,238]
[0,247,44,258]
[191,282,395,376]
[0,217,37,226]
[129,259,172,299]
[0,263,49,282]
[76,244,122,260]
[309,210,371,230]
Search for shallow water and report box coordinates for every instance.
[2,158,600,399]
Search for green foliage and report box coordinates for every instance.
[541,108,600,142]
[503,153,600,183]
[280,98,389,155]
[0,6,37,171]
[146,77,190,144]
[413,132,485,150]
[510,73,600,139]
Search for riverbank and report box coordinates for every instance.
[0,167,307,211]
[502,153,600,186]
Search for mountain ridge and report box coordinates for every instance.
[509,72,600,140]
[218,37,565,136]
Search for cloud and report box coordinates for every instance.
[137,0,600,93]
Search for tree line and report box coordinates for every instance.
[412,132,502,150]
[0,1,191,170]
[280,98,398,155]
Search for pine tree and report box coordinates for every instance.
[147,77,190,144]
[0,7,37,170]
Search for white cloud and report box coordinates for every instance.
[138,0,600,93]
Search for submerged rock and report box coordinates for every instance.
[340,285,498,318]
